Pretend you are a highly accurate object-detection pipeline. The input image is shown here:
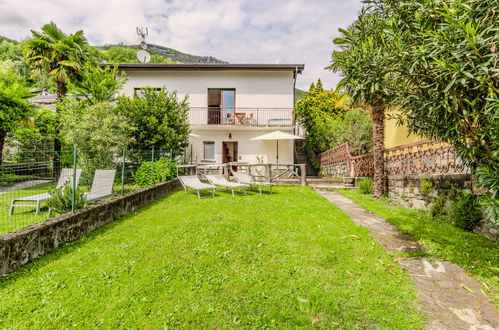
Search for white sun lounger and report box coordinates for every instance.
[232,170,274,194]
[205,174,248,196]
[178,175,216,199]
[85,169,116,201]
[9,168,82,215]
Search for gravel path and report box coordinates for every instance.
[316,189,498,330]
[0,180,51,195]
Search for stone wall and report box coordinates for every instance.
[320,162,349,178]
[386,173,498,238]
[0,179,180,276]
[386,173,472,210]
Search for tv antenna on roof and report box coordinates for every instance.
[136,27,151,63]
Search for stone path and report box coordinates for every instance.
[0,180,51,195]
[316,189,499,330]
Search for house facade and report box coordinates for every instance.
[109,63,304,164]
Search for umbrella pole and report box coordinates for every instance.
[276,140,279,164]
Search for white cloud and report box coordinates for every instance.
[0,0,363,89]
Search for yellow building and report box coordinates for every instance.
[384,108,426,149]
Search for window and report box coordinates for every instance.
[203,141,215,160]
[134,87,161,97]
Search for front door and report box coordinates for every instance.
[222,141,238,163]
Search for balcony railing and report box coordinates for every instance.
[188,107,295,127]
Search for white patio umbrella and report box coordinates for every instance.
[250,130,304,164]
[188,133,201,139]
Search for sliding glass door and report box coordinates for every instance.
[207,89,235,124]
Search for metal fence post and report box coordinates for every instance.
[150,148,155,186]
[121,149,126,195]
[71,146,78,213]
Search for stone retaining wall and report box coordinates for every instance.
[386,173,498,238]
[386,173,472,210]
[320,162,349,178]
[0,179,180,276]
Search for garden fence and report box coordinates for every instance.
[0,148,179,236]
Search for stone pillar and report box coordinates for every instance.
[300,164,307,186]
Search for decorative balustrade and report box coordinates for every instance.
[384,139,469,175]
[319,139,469,177]
[188,107,295,127]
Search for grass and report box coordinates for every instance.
[0,182,141,236]
[0,186,424,328]
[338,189,499,304]
[0,182,53,235]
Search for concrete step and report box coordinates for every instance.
[308,184,358,190]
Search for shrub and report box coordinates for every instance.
[134,157,176,188]
[46,184,87,215]
[0,173,34,187]
[448,192,482,231]
[429,195,447,219]
[419,180,433,197]
[358,178,374,195]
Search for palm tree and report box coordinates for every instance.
[24,22,92,172]
[329,10,393,198]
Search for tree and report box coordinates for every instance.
[24,22,93,101]
[369,0,499,221]
[68,64,127,104]
[295,79,352,167]
[23,22,94,172]
[330,110,373,156]
[0,69,33,163]
[11,108,58,151]
[60,101,133,183]
[115,87,190,154]
[329,10,397,198]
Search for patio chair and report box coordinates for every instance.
[205,174,248,197]
[178,175,216,199]
[9,168,82,216]
[231,170,274,194]
[84,169,117,201]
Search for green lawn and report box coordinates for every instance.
[0,186,424,328]
[0,182,139,236]
[339,189,499,305]
[0,182,53,236]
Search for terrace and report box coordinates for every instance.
[188,107,295,128]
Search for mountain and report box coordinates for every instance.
[97,44,227,64]
[0,35,19,44]
[295,88,308,104]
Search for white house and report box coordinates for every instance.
[108,63,304,164]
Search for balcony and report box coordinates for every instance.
[188,107,295,128]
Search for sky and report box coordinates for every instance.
[0,0,363,90]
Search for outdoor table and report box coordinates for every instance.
[234,113,246,125]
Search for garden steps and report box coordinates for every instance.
[306,177,357,189]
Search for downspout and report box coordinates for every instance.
[293,67,298,164]
[292,67,297,135]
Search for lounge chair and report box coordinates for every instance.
[9,168,82,215]
[178,175,216,199]
[205,174,248,196]
[231,170,274,194]
[84,169,117,201]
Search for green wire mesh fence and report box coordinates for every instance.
[0,148,178,236]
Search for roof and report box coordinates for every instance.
[100,63,304,74]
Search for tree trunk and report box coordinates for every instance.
[53,82,67,178]
[371,100,385,198]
